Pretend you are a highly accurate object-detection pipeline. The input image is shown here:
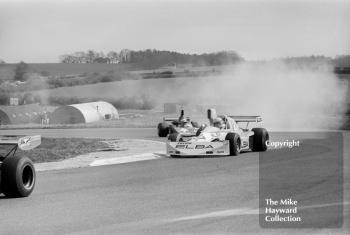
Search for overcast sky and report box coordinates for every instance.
[0,0,349,63]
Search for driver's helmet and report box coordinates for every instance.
[213,117,225,129]
[183,122,192,128]
[179,118,189,127]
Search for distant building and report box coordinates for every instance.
[108,58,120,64]
[9,98,19,106]
[51,101,119,124]
[160,63,176,70]
[0,104,45,125]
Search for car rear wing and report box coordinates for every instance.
[207,108,262,126]
[0,135,41,151]
[163,117,191,121]
[163,109,190,122]
[228,116,262,123]
[163,117,179,122]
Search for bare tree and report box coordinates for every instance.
[14,61,29,82]
[87,50,97,63]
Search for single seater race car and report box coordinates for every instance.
[0,135,41,197]
[157,109,200,137]
[167,109,269,157]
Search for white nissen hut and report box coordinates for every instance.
[51,101,119,124]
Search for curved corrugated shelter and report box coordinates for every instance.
[51,101,119,124]
[0,104,46,125]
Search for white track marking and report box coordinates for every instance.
[301,201,350,209]
[170,208,259,222]
[168,201,350,223]
[89,153,162,167]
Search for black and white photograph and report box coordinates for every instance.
[0,0,349,234]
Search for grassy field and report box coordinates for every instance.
[0,63,227,81]
[0,138,106,163]
[0,63,134,80]
[30,76,212,106]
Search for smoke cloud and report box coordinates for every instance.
[145,61,348,130]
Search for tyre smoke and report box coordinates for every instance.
[150,61,348,130]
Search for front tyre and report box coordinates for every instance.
[225,133,241,156]
[157,122,170,137]
[1,155,36,198]
[252,128,269,151]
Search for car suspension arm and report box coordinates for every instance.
[0,145,18,161]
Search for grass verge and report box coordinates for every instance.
[0,138,106,163]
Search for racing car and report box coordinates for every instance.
[167,109,269,156]
[157,109,200,137]
[0,135,41,197]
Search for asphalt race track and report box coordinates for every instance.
[0,129,349,234]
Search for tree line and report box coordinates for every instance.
[59,49,244,68]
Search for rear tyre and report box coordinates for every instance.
[252,128,269,151]
[168,133,179,142]
[1,155,36,198]
[157,122,170,137]
[225,133,240,156]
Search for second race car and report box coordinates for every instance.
[167,108,269,156]
[157,109,200,137]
